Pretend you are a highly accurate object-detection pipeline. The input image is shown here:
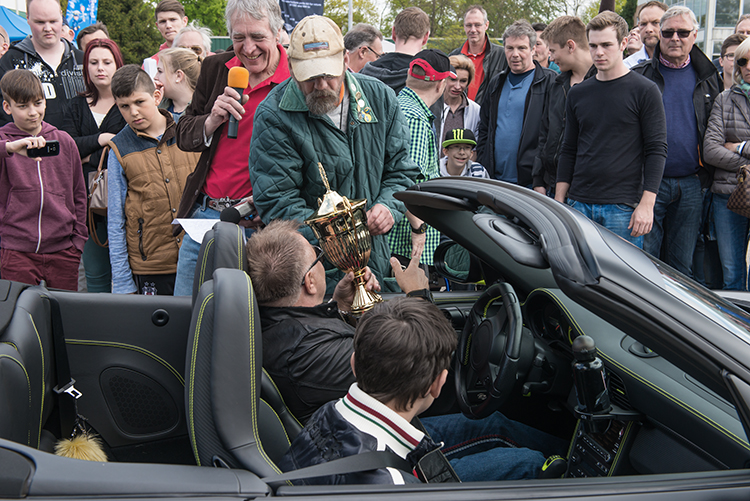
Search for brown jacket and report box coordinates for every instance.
[109,110,199,275]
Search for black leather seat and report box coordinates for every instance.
[0,283,56,451]
[185,268,293,474]
[191,222,303,442]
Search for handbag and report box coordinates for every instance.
[87,147,109,247]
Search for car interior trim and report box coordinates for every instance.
[0,352,30,445]
[187,291,213,466]
[262,368,303,429]
[531,288,750,452]
[65,339,185,385]
[27,311,44,449]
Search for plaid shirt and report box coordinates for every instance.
[389,87,441,265]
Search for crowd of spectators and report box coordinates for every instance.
[0,0,747,293]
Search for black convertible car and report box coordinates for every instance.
[3,178,750,499]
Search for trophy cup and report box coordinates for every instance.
[305,163,383,316]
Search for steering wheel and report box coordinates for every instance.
[455,282,527,419]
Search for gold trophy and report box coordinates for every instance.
[305,163,383,316]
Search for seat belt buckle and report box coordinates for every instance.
[54,379,82,399]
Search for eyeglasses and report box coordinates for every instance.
[300,245,325,286]
[724,52,735,61]
[366,46,383,59]
[737,57,749,68]
[660,29,694,39]
[179,45,203,55]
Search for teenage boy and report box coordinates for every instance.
[279,297,568,484]
[0,69,87,290]
[107,65,198,295]
[532,16,595,196]
[143,0,188,78]
[440,128,488,178]
[555,12,667,248]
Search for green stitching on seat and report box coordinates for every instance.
[0,353,32,446]
[235,226,243,270]
[1,341,18,351]
[29,313,44,448]
[65,340,184,385]
[198,238,215,289]
[245,276,282,475]
[262,368,304,429]
[188,292,213,467]
[261,398,291,446]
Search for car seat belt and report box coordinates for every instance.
[46,294,81,439]
[261,451,414,484]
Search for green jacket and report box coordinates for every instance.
[249,72,419,285]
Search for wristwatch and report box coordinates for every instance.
[406,288,434,303]
[411,223,428,234]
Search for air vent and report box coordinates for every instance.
[608,371,632,410]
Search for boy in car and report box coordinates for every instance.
[278,297,568,484]
[0,69,87,290]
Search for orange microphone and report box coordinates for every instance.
[227,66,250,139]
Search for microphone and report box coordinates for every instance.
[220,198,255,223]
[227,66,250,139]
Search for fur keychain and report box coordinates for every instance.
[54,418,108,462]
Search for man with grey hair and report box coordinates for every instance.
[172,0,290,296]
[450,5,507,103]
[344,23,384,73]
[249,15,419,290]
[632,6,721,277]
[476,20,555,186]
[174,21,213,58]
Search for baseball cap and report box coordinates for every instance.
[442,128,477,148]
[288,15,346,82]
[409,49,456,81]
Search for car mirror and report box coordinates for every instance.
[433,240,484,284]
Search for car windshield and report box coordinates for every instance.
[652,258,750,343]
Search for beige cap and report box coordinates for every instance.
[288,15,345,81]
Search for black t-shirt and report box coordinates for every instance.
[557,71,667,205]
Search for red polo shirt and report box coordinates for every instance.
[461,37,488,101]
[203,46,290,200]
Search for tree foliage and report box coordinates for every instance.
[182,0,228,36]
[324,0,381,33]
[98,0,163,65]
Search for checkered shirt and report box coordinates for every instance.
[389,87,441,265]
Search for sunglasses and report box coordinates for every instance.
[300,245,325,286]
[180,45,203,55]
[660,29,693,39]
[738,57,749,68]
[366,46,383,59]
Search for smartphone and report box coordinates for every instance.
[27,140,60,157]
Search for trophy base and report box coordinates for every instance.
[350,283,383,317]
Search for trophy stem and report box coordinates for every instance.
[349,269,383,317]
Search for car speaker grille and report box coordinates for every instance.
[100,367,179,435]
[608,371,632,410]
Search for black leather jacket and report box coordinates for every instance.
[260,302,355,424]
[476,62,556,186]
[631,44,722,188]
[450,37,509,104]
[532,65,597,189]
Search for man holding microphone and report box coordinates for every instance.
[173,0,289,296]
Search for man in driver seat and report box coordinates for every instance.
[276,297,568,484]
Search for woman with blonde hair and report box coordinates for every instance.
[155,47,202,121]
[439,54,481,158]
[703,36,750,290]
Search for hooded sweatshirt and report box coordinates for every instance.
[0,37,85,129]
[0,121,87,254]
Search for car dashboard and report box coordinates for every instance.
[519,287,750,476]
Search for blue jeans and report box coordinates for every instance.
[567,199,643,248]
[644,176,702,277]
[421,412,569,481]
[173,202,255,297]
[712,193,749,291]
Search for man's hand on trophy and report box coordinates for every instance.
[390,255,429,294]
[332,267,380,313]
[366,204,394,235]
